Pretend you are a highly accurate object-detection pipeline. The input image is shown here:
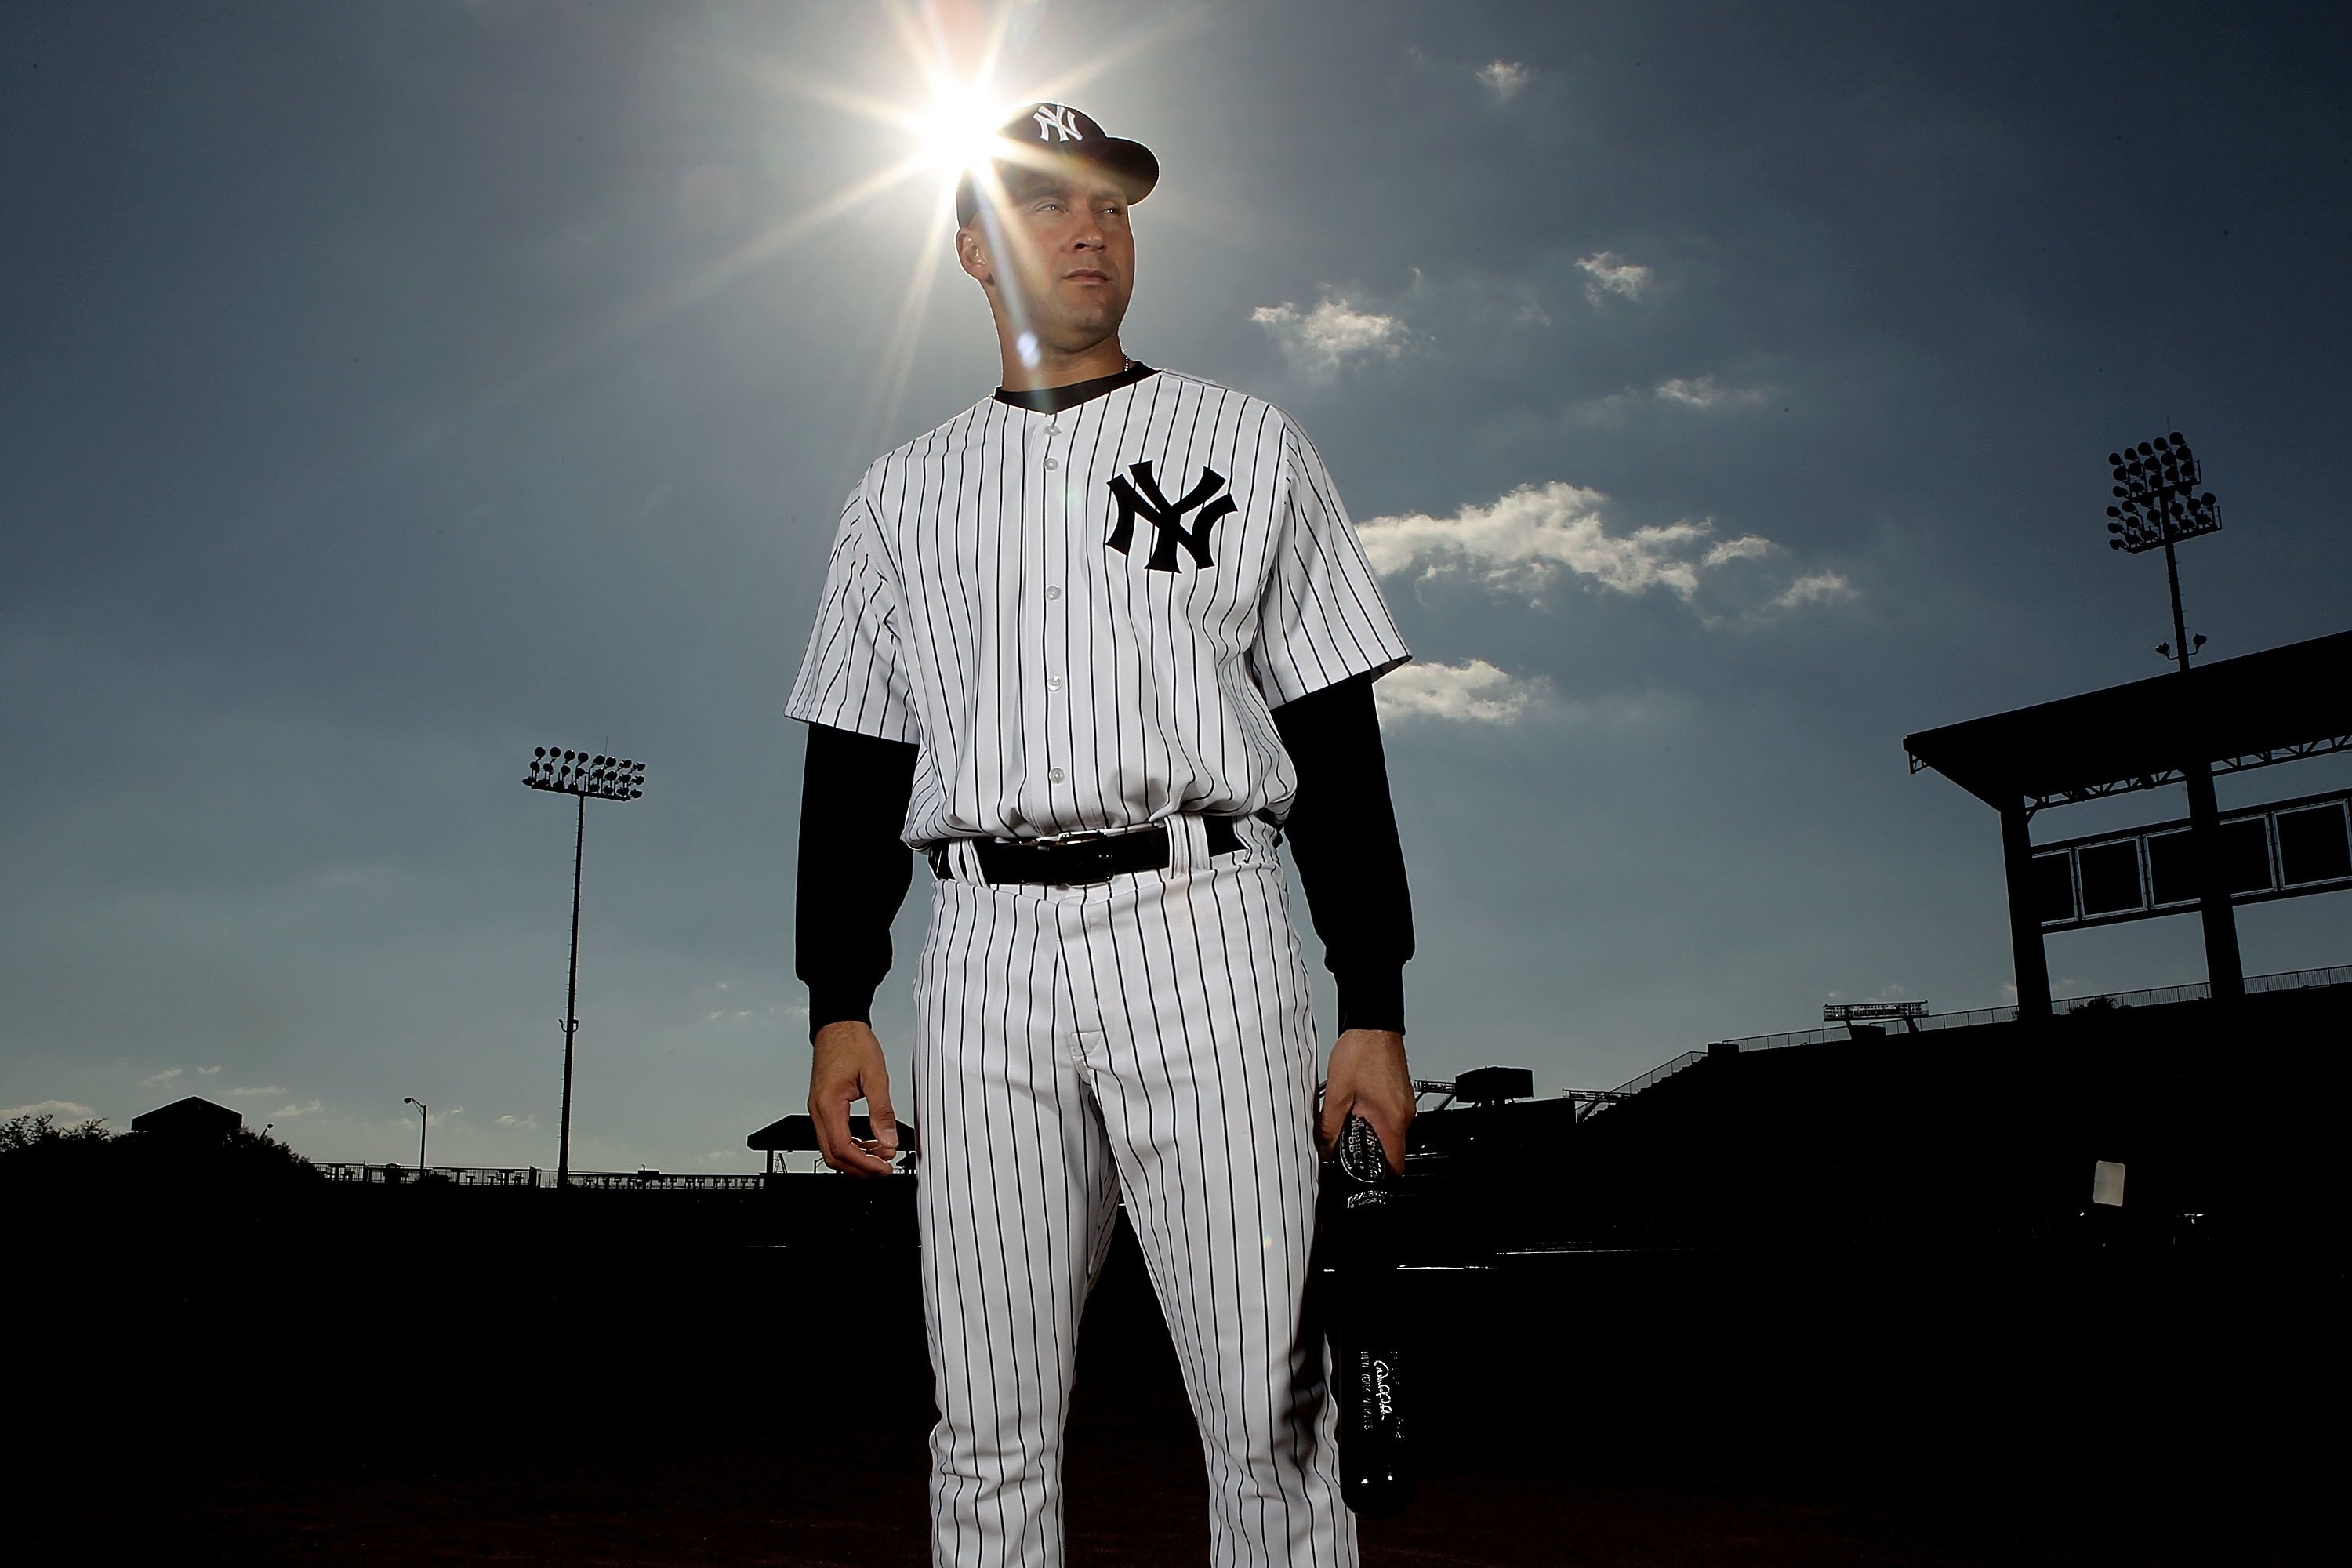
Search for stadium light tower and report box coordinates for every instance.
[2104,431,2219,674]
[2100,434,2244,1001]
[523,746,648,1187]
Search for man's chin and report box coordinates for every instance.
[1036,313,1127,351]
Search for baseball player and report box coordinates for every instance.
[785,101,1417,1566]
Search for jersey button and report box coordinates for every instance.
[1047,675,1064,691]
[1045,586,1062,600]
[1044,424,1062,437]
[1047,767,1066,784]
[1043,457,1059,470]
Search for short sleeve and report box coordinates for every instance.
[1251,425,1413,707]
[783,488,921,744]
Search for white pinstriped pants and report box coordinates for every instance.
[911,813,1358,1568]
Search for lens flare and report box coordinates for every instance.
[915,78,1004,175]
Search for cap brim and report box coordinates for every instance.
[957,136,1160,226]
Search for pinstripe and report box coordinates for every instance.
[789,368,1399,1566]
[910,824,1357,1567]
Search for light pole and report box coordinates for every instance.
[2103,431,2244,1001]
[523,746,649,1188]
[403,1097,429,1172]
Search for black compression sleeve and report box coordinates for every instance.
[796,722,920,1043]
[1270,671,1414,1034]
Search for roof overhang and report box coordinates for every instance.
[1904,630,2352,811]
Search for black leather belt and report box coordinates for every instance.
[930,816,1242,886]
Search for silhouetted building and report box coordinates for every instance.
[1393,982,2348,1257]
[1906,629,2352,1018]
[129,1096,242,1139]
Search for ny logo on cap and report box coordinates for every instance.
[1107,462,1235,572]
[1032,103,1086,142]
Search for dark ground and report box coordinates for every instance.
[15,1186,2347,1566]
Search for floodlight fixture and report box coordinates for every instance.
[525,746,648,802]
[1823,1001,1928,1022]
[521,741,652,1188]
[2100,431,2225,677]
[2103,430,2220,556]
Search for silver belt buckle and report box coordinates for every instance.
[1051,827,1116,885]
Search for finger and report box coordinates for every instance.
[813,1091,861,1174]
[866,1093,899,1163]
[1316,1091,1350,1160]
[806,1091,835,1170]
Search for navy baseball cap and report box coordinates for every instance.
[955,103,1159,227]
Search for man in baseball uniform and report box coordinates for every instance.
[786,102,1417,1566]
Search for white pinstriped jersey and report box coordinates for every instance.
[784,367,1410,845]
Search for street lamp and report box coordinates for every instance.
[522,746,650,1188]
[2099,431,2243,1002]
[403,1097,429,1172]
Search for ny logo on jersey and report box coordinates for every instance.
[1032,103,1085,143]
[1105,462,1236,572]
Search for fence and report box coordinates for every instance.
[313,1163,767,1190]
[1581,963,2350,1121]
[1705,964,2352,1055]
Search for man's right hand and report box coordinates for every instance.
[808,1020,901,1176]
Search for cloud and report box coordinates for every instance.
[1572,375,1775,426]
[1252,297,1410,376]
[1374,659,1543,724]
[1478,60,1532,101]
[1361,481,1723,599]
[1359,481,1852,624]
[228,1085,289,1098]
[138,1066,183,1088]
[1772,571,1859,611]
[1577,252,1651,304]
[273,1098,325,1118]
[495,1112,539,1131]
[2,1099,100,1123]
[196,1065,221,1076]
[1654,375,1768,410]
[1703,535,1776,568]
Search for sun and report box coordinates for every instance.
[913,78,1005,177]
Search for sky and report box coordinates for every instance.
[5,0,2349,1174]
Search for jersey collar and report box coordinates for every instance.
[994,360,1156,416]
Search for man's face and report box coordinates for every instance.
[962,162,1136,354]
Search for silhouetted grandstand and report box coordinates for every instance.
[1397,975,2349,1260]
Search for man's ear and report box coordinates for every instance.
[956,227,994,286]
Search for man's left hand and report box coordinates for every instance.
[1318,1028,1413,1173]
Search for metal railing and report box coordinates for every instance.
[312,1163,767,1190]
[1582,963,2350,1122]
[1706,964,2351,1054]
[1578,1051,1707,1120]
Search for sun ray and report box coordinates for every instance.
[860,198,960,452]
[390,2,1226,474]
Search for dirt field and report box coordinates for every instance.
[29,1399,2343,1567]
[18,1198,2344,1566]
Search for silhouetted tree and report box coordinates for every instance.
[1,1112,321,1213]
[0,1112,116,1181]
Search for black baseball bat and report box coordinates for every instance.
[1320,1111,1412,1517]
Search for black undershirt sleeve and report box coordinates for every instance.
[796,721,920,1044]
[1271,670,1414,1035]
[796,679,1412,1042]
